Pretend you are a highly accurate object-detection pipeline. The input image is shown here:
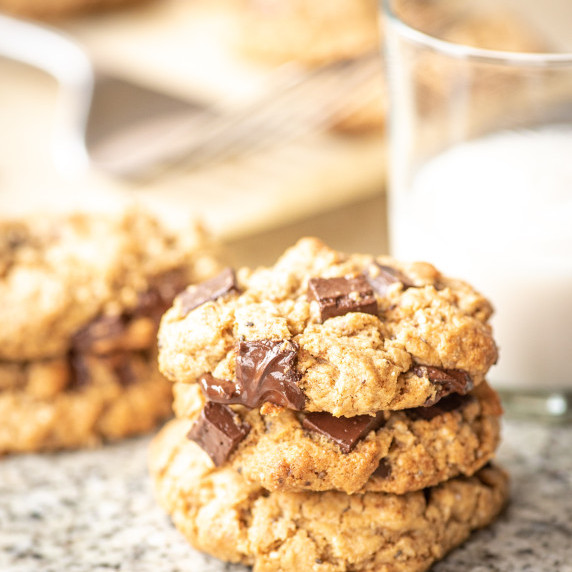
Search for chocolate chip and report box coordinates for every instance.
[73,269,189,354]
[406,393,471,421]
[69,351,91,388]
[199,372,238,402]
[373,458,392,479]
[72,315,126,353]
[106,354,136,386]
[308,274,377,322]
[6,227,28,251]
[302,411,385,453]
[413,365,474,406]
[235,340,305,410]
[187,402,250,466]
[134,268,189,319]
[366,262,414,296]
[176,268,239,317]
[69,351,138,389]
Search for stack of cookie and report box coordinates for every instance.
[0,207,218,453]
[151,237,508,571]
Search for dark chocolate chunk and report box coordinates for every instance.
[73,270,189,354]
[373,458,392,479]
[187,402,250,466]
[199,372,238,403]
[69,351,91,388]
[302,411,385,453]
[106,353,136,386]
[365,262,414,296]
[72,315,126,353]
[413,365,474,406]
[235,340,305,410]
[134,268,189,320]
[406,393,471,421]
[69,351,137,389]
[6,226,28,251]
[308,274,378,322]
[176,268,239,317]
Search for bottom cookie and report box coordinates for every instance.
[0,351,171,453]
[150,419,509,572]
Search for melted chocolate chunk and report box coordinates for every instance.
[308,275,378,322]
[366,262,414,296]
[413,365,474,406]
[373,458,392,479]
[199,340,305,410]
[406,393,471,421]
[235,340,305,410]
[176,268,239,317]
[187,402,250,466]
[302,411,385,453]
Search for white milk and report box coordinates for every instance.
[390,126,572,390]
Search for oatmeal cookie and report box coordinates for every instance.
[0,207,217,361]
[150,418,509,572]
[0,350,170,453]
[174,381,502,495]
[0,206,220,452]
[0,0,146,18]
[159,238,497,417]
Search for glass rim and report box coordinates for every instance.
[382,0,572,67]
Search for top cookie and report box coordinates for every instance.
[0,207,217,361]
[158,238,497,417]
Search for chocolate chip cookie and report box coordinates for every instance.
[0,208,216,361]
[0,350,170,453]
[159,238,498,417]
[0,0,144,18]
[150,418,509,572]
[0,207,219,453]
[173,380,503,495]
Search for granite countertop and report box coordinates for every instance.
[1,419,571,572]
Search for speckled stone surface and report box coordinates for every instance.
[1,419,571,572]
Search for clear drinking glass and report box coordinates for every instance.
[382,0,572,420]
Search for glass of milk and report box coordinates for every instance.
[382,0,572,420]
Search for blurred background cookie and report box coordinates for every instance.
[233,0,546,133]
[0,0,149,19]
[0,205,220,453]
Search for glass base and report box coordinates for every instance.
[498,390,572,423]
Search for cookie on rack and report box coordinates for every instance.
[159,237,498,417]
[150,417,509,572]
